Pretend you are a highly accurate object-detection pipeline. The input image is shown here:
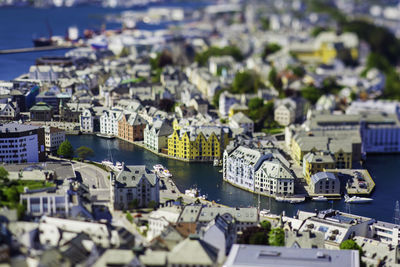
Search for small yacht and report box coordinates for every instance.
[115,161,123,171]
[344,195,373,203]
[185,188,199,198]
[101,160,113,167]
[259,209,271,216]
[153,164,173,178]
[312,196,328,202]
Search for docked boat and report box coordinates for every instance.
[96,133,115,139]
[259,209,271,217]
[276,196,305,204]
[115,161,123,171]
[153,164,172,178]
[185,188,199,198]
[101,160,114,168]
[312,196,328,202]
[344,195,373,204]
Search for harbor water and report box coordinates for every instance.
[68,134,400,223]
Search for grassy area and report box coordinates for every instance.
[0,180,55,218]
[87,161,109,172]
[262,127,284,135]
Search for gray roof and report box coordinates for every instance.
[167,236,219,265]
[231,112,253,124]
[311,172,338,184]
[224,244,360,267]
[0,123,40,133]
[115,165,157,187]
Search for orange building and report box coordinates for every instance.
[118,112,147,142]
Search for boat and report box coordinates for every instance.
[276,196,305,204]
[89,36,108,50]
[101,160,113,167]
[33,20,55,47]
[115,161,123,171]
[185,188,199,198]
[312,196,328,202]
[344,195,373,204]
[96,133,115,139]
[153,164,172,178]
[259,209,271,216]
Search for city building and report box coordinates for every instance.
[370,221,400,246]
[44,126,65,155]
[147,206,181,241]
[303,151,336,183]
[229,112,254,135]
[29,102,53,121]
[274,103,296,126]
[113,165,160,210]
[0,123,45,163]
[168,126,231,162]
[223,145,294,197]
[309,172,340,195]
[0,102,19,120]
[224,244,360,267]
[117,112,146,142]
[79,108,94,133]
[219,91,240,117]
[346,100,400,116]
[100,109,123,136]
[144,119,173,153]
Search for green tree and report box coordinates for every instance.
[126,212,133,223]
[148,200,158,209]
[268,67,283,94]
[262,43,281,59]
[311,26,332,37]
[57,139,74,159]
[301,85,322,105]
[0,167,9,183]
[212,89,226,108]
[268,228,285,246]
[128,199,139,210]
[231,71,261,94]
[248,98,264,110]
[340,239,363,262]
[249,232,269,245]
[76,146,94,160]
[260,220,271,232]
[195,46,243,66]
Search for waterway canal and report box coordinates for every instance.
[68,135,400,222]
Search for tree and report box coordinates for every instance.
[0,167,9,183]
[268,228,285,246]
[260,220,271,232]
[126,212,133,223]
[301,85,322,105]
[249,232,269,245]
[248,98,264,110]
[148,200,158,209]
[231,71,261,94]
[57,139,74,159]
[76,146,94,161]
[268,67,283,93]
[262,43,281,59]
[128,199,139,210]
[340,239,363,262]
[194,46,243,66]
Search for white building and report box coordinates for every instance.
[0,102,19,120]
[113,165,160,210]
[147,206,181,241]
[309,172,340,195]
[44,126,65,154]
[346,100,400,116]
[254,158,295,197]
[370,221,400,246]
[144,120,173,153]
[100,108,123,136]
[0,123,45,163]
[229,112,254,135]
[79,108,95,133]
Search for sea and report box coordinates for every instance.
[0,3,399,223]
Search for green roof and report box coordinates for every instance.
[30,102,53,111]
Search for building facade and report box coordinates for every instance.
[117,112,146,142]
[44,126,66,155]
[309,172,340,195]
[100,109,123,136]
[30,102,54,122]
[113,165,160,210]
[0,123,45,163]
[79,108,95,133]
[144,120,173,153]
[167,126,230,161]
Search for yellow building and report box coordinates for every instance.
[167,126,230,161]
[290,32,359,64]
[303,151,336,184]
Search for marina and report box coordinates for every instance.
[67,134,398,222]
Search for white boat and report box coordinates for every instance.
[259,209,271,216]
[312,196,328,202]
[101,160,113,167]
[185,188,199,198]
[344,195,373,204]
[276,196,305,204]
[115,161,123,171]
[153,164,172,178]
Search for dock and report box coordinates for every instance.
[0,45,80,55]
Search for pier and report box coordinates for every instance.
[0,44,80,55]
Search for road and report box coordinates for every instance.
[73,162,110,189]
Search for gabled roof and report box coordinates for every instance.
[115,165,157,188]
[231,112,253,124]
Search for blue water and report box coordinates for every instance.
[0,2,210,80]
[67,135,400,223]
